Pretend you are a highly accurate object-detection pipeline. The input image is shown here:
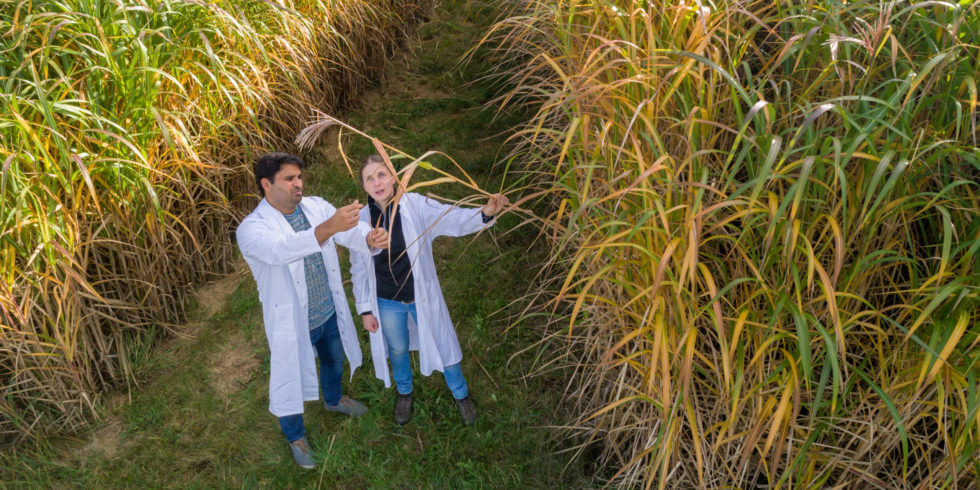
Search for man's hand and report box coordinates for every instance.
[361,313,379,333]
[482,193,509,217]
[329,201,362,232]
[316,201,362,244]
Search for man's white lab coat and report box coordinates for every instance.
[237,196,370,417]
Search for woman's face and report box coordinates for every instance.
[361,161,396,206]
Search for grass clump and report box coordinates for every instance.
[0,0,432,444]
[480,0,980,487]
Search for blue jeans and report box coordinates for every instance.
[377,297,468,400]
[278,314,344,442]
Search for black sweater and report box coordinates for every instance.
[369,198,415,303]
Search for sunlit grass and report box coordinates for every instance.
[480,0,980,487]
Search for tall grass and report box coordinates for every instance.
[479,0,980,487]
[0,0,431,444]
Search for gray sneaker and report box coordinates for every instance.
[455,394,477,425]
[324,395,368,417]
[289,437,315,469]
[394,392,413,425]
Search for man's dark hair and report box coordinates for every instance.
[255,152,304,197]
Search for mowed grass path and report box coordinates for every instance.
[1,2,586,487]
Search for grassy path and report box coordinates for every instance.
[1,2,585,487]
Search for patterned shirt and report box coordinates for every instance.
[283,207,335,329]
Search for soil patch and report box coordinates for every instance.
[192,259,260,398]
[186,262,248,337]
[76,405,127,462]
[209,336,260,398]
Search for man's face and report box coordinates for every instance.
[262,163,303,213]
[361,161,396,205]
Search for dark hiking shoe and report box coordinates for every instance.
[324,395,368,417]
[455,394,477,426]
[394,392,413,425]
[289,437,315,469]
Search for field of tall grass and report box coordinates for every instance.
[480,0,980,487]
[0,0,431,444]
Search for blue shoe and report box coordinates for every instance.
[324,395,367,417]
[289,437,315,469]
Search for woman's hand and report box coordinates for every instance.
[482,193,509,217]
[361,313,379,333]
[366,227,388,249]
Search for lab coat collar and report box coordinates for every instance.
[256,197,310,234]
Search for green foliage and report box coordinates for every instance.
[482,0,980,487]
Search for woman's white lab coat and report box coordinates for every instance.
[237,196,370,417]
[350,192,494,387]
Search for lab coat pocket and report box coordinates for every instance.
[271,304,297,344]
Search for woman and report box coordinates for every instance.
[351,154,508,426]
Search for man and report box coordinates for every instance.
[236,152,387,469]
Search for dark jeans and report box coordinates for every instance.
[278,314,344,442]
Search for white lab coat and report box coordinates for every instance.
[350,192,494,387]
[237,196,370,417]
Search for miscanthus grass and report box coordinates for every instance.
[0,0,431,444]
[478,0,980,487]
